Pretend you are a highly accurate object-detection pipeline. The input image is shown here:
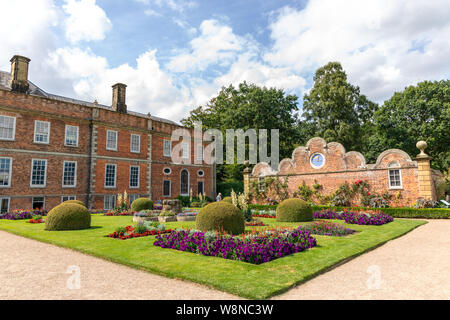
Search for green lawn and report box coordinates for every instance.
[0,216,426,299]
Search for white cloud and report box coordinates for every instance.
[44,48,190,120]
[62,0,112,43]
[265,0,450,101]
[0,0,58,71]
[167,19,247,72]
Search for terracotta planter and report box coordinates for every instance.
[158,216,177,223]
[176,215,196,222]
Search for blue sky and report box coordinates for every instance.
[0,0,449,122]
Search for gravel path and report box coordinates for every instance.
[0,231,239,300]
[1,220,448,300]
[273,220,450,300]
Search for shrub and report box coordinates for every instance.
[276,199,313,222]
[176,195,191,207]
[134,222,147,234]
[222,196,233,203]
[45,203,91,231]
[196,202,245,235]
[217,180,244,197]
[63,200,86,207]
[131,198,153,212]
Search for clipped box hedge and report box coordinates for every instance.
[249,204,450,219]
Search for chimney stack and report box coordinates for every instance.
[10,55,31,93]
[112,83,127,113]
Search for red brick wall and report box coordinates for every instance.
[251,137,421,207]
[1,88,214,212]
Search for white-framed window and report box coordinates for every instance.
[258,176,266,192]
[196,144,203,161]
[163,180,171,197]
[129,165,140,188]
[65,125,79,147]
[30,159,47,187]
[32,197,45,211]
[130,134,140,153]
[181,142,190,159]
[0,157,12,187]
[106,130,118,151]
[104,195,116,210]
[388,169,402,189]
[62,161,77,188]
[61,195,76,203]
[197,170,204,177]
[34,120,50,144]
[0,115,16,141]
[163,139,172,157]
[129,194,140,204]
[163,167,172,175]
[104,164,117,188]
[0,197,10,213]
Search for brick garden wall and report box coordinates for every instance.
[250,137,424,207]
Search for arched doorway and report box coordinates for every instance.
[180,169,189,196]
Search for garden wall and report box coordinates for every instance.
[247,137,440,207]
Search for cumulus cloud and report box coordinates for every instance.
[44,48,190,120]
[62,0,112,43]
[167,19,247,72]
[265,0,450,101]
[0,0,58,71]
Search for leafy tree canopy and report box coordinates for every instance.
[181,82,300,182]
[370,80,450,172]
[302,62,378,152]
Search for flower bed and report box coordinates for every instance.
[245,220,266,227]
[314,210,394,225]
[108,225,172,240]
[251,209,276,219]
[0,210,47,220]
[153,227,317,264]
[27,218,44,224]
[104,211,135,216]
[300,220,355,236]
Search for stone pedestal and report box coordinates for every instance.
[243,160,252,196]
[415,141,436,201]
[162,199,182,214]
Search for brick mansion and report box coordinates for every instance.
[0,55,215,212]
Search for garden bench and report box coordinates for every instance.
[440,200,450,208]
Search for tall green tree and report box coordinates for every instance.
[182,82,300,182]
[369,80,450,172]
[302,62,378,153]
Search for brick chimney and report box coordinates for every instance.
[10,55,31,93]
[112,83,127,113]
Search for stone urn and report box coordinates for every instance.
[162,199,182,214]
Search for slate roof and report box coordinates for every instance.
[0,71,179,126]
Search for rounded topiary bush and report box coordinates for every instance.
[45,203,91,231]
[222,196,232,203]
[196,202,244,235]
[276,198,313,222]
[63,199,86,207]
[131,198,153,212]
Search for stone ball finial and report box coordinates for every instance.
[416,140,428,157]
[244,160,250,167]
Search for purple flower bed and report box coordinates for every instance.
[0,210,47,220]
[313,210,394,226]
[301,220,355,236]
[153,228,317,264]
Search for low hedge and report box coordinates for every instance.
[249,204,450,219]
[131,198,153,212]
[276,199,312,222]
